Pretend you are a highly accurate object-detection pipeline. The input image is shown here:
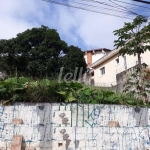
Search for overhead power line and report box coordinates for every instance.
[109,0,139,16]
[42,0,150,20]
[113,0,150,12]
[132,0,150,5]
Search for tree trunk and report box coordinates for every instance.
[138,53,146,104]
[137,53,141,69]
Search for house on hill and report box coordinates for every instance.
[82,48,111,85]
[84,48,111,68]
[83,47,150,87]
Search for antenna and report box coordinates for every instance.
[89,44,93,51]
[89,44,95,54]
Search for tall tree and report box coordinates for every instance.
[62,45,87,79]
[114,15,150,104]
[0,26,86,78]
[114,15,150,68]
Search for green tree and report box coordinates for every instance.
[0,26,86,78]
[114,15,150,104]
[114,15,150,68]
[62,45,86,79]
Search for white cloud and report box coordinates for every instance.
[0,0,134,50]
[0,0,49,39]
[52,6,131,50]
[75,11,129,50]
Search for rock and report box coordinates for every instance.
[108,121,119,127]
[25,146,36,150]
[12,119,23,125]
[11,135,22,150]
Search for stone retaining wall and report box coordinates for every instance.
[0,103,150,150]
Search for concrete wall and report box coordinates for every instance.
[0,103,150,150]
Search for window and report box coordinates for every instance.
[91,71,94,76]
[100,67,105,76]
[123,56,127,70]
[116,57,119,64]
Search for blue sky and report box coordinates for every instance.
[0,0,148,51]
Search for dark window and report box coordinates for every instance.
[100,67,105,75]
[116,57,119,64]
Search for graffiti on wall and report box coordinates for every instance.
[0,103,150,149]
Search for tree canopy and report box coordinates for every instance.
[0,25,86,78]
[114,15,150,66]
[114,15,150,104]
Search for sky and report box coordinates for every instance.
[0,0,148,51]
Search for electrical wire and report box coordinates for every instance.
[132,0,150,5]
[113,0,150,10]
[43,0,136,19]
[42,0,150,20]
[109,0,139,16]
[112,0,150,15]
[58,0,134,14]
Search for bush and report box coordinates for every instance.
[0,76,148,107]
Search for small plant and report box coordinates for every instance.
[77,87,96,104]
[115,92,143,106]
[0,77,27,105]
[56,81,83,103]
[26,79,61,103]
[76,88,117,104]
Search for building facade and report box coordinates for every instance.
[90,49,150,87]
[82,48,111,85]
[84,48,111,68]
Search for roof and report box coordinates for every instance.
[90,37,137,68]
[84,48,111,52]
[91,38,134,68]
[91,47,120,68]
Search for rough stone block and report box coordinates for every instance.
[11,135,22,146]
[0,142,6,147]
[25,146,36,150]
[12,118,23,125]
[108,121,119,127]
[11,145,22,150]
